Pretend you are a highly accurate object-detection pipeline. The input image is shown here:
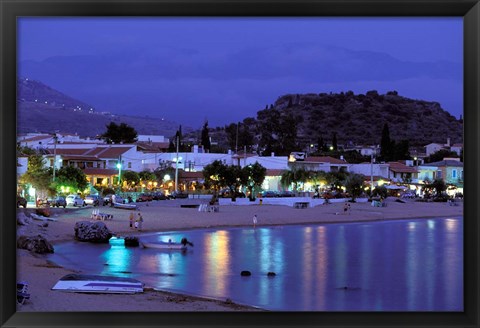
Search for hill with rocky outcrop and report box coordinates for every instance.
[204,90,463,153]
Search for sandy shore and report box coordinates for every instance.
[16,198,462,312]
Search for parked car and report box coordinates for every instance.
[278,190,295,197]
[66,194,85,207]
[103,194,114,206]
[168,191,189,199]
[261,191,278,198]
[219,189,246,198]
[16,195,27,208]
[151,191,167,200]
[85,195,101,206]
[50,196,67,208]
[136,193,153,202]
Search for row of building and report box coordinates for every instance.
[17,133,463,197]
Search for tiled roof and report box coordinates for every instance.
[136,141,169,151]
[84,146,134,158]
[427,160,463,167]
[47,148,90,155]
[388,162,418,173]
[20,135,52,142]
[304,156,348,165]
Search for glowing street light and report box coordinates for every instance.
[116,162,122,189]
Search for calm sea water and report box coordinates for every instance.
[47,217,463,311]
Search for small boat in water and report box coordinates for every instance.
[52,274,144,294]
[113,202,137,210]
[140,237,194,251]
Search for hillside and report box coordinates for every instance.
[207,90,462,152]
[17,78,186,138]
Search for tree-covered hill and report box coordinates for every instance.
[204,90,463,155]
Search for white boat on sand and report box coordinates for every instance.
[52,274,144,294]
[113,202,137,210]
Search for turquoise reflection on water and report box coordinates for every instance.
[48,217,463,311]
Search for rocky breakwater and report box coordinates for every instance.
[74,221,112,243]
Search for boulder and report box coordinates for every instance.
[74,221,112,243]
[240,270,251,276]
[17,235,54,254]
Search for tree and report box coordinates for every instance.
[201,121,211,153]
[20,152,53,198]
[55,166,88,193]
[138,170,157,189]
[244,162,266,200]
[344,173,365,201]
[122,170,140,189]
[101,122,138,144]
[380,123,392,161]
[332,132,338,151]
[280,167,309,191]
[203,160,228,192]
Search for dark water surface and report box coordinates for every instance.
[48,217,463,311]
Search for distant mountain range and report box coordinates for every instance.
[17,78,463,152]
[17,78,186,138]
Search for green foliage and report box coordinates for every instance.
[55,166,88,192]
[280,167,309,191]
[201,121,211,152]
[244,162,267,198]
[20,152,52,194]
[257,109,300,156]
[380,123,392,161]
[122,170,140,186]
[373,185,388,199]
[203,160,266,198]
[101,122,138,144]
[139,170,157,182]
[344,173,365,201]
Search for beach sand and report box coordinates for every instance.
[16,198,462,312]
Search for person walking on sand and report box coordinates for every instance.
[129,212,135,229]
[253,214,258,228]
[347,202,351,215]
[343,202,348,215]
[137,212,144,231]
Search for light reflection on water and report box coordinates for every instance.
[48,217,463,311]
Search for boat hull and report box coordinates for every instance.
[113,202,137,210]
[141,242,188,251]
[52,274,144,294]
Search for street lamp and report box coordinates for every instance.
[116,162,122,190]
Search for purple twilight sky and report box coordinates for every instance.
[17,17,463,129]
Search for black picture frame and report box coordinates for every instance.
[1,0,478,327]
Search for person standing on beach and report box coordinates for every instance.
[347,202,351,215]
[343,202,348,215]
[129,212,135,229]
[253,214,258,228]
[137,212,144,231]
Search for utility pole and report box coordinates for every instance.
[175,134,179,192]
[370,150,374,195]
[235,122,239,154]
[52,133,58,181]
